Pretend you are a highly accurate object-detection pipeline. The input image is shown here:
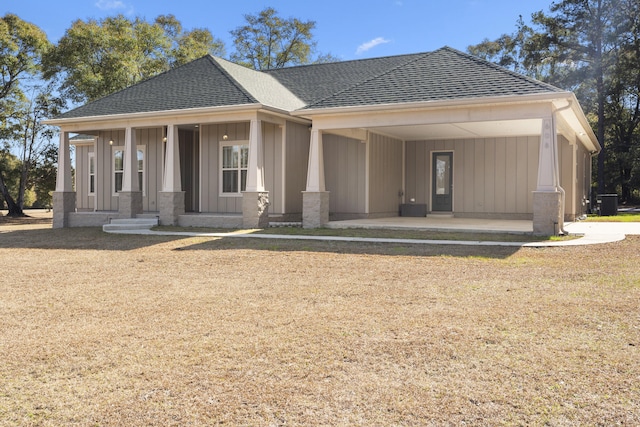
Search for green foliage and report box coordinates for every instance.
[0,14,50,101]
[230,7,321,70]
[31,144,57,208]
[43,14,225,103]
[467,0,640,202]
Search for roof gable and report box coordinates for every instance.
[56,56,260,119]
[214,57,305,111]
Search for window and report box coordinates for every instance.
[113,146,145,195]
[88,152,95,195]
[220,142,248,195]
[113,148,123,194]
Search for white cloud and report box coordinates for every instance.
[356,37,391,55]
[95,0,126,10]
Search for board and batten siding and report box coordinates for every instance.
[406,136,540,218]
[200,123,248,213]
[284,121,310,215]
[368,133,403,216]
[74,143,94,211]
[199,122,285,214]
[90,129,163,212]
[559,134,591,220]
[323,133,367,217]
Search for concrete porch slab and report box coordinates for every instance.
[325,216,534,234]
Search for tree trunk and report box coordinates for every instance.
[0,171,24,217]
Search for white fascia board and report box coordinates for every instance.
[292,92,574,118]
[44,103,264,129]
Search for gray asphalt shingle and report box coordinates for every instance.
[55,46,564,120]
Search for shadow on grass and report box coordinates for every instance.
[172,235,522,259]
[0,227,184,251]
[0,226,523,258]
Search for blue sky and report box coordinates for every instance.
[4,0,554,61]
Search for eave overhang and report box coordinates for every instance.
[43,103,310,132]
[292,91,600,153]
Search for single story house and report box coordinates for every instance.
[46,46,600,235]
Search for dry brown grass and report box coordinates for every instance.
[1,214,639,426]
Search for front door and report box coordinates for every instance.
[432,152,453,212]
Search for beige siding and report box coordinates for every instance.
[284,121,310,215]
[262,122,283,214]
[558,134,591,220]
[368,133,403,215]
[200,123,248,213]
[406,136,540,218]
[96,130,124,211]
[323,133,366,215]
[138,127,162,212]
[74,144,93,211]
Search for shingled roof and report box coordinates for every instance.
[55,46,564,120]
[290,47,565,110]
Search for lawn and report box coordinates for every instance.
[1,215,639,426]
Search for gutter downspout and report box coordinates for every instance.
[552,101,573,234]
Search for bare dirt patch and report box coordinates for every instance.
[0,224,638,425]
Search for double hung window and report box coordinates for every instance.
[112,146,145,195]
[220,142,248,195]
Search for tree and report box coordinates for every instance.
[43,14,225,103]
[0,14,50,103]
[605,0,640,201]
[0,83,62,216]
[530,0,619,195]
[230,7,330,70]
[0,14,50,216]
[0,150,21,213]
[31,144,57,209]
[468,0,632,198]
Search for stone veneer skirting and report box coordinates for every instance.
[159,191,185,226]
[117,191,143,219]
[242,191,270,228]
[302,191,330,228]
[533,191,563,235]
[52,191,76,228]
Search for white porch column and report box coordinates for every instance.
[53,131,75,228]
[246,119,265,192]
[306,128,326,192]
[243,119,269,228]
[302,128,329,228]
[118,127,142,218]
[162,125,181,192]
[159,125,184,225]
[533,116,563,235]
[122,127,139,192]
[536,117,559,191]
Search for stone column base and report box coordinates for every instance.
[533,191,563,236]
[159,191,185,225]
[242,191,270,228]
[118,191,143,219]
[52,191,76,228]
[302,191,330,228]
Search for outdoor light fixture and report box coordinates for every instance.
[162,136,167,142]
[223,134,228,140]
[109,139,114,145]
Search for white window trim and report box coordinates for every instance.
[88,152,95,196]
[219,140,249,197]
[112,145,145,196]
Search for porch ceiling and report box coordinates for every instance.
[366,118,543,141]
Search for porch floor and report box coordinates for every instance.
[326,216,534,234]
